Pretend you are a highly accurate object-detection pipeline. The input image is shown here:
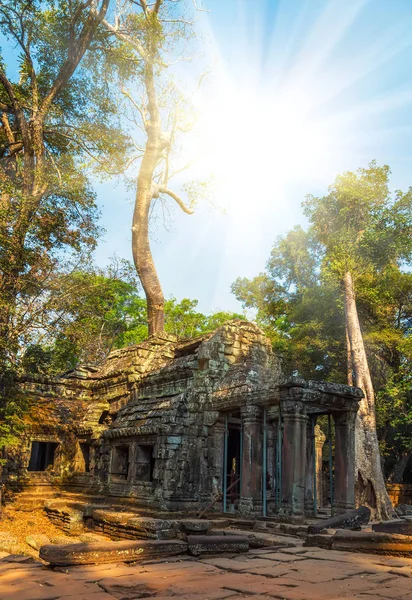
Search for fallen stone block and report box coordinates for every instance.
[179,519,211,534]
[332,529,412,557]
[307,505,371,534]
[26,534,50,550]
[44,502,85,534]
[187,534,249,556]
[126,517,177,540]
[303,533,334,548]
[40,539,188,566]
[373,521,412,535]
[279,523,308,537]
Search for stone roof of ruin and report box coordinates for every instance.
[18,320,363,440]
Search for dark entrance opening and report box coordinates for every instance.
[80,443,91,472]
[226,414,241,510]
[136,445,155,482]
[111,445,129,481]
[28,441,58,471]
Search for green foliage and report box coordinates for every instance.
[232,163,412,475]
[0,0,127,449]
[20,259,245,374]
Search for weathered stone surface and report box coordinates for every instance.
[79,533,109,543]
[44,501,85,534]
[332,529,412,557]
[39,539,188,565]
[50,536,77,545]
[2,554,37,563]
[304,533,334,548]
[6,320,362,520]
[26,534,50,550]
[307,505,371,534]
[92,512,177,540]
[2,544,412,600]
[98,576,158,599]
[396,503,412,516]
[373,521,412,535]
[179,520,211,534]
[187,534,249,556]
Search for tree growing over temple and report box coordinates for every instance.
[103,0,205,336]
[304,162,411,519]
[233,162,412,519]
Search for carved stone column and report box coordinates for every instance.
[315,425,326,508]
[239,405,263,515]
[281,399,308,515]
[212,417,226,499]
[266,415,277,513]
[333,409,357,514]
[304,417,316,516]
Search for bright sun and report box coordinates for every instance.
[188,77,330,219]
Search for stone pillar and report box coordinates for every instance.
[212,418,226,498]
[239,405,263,515]
[281,400,308,515]
[304,417,316,516]
[333,410,357,514]
[315,425,326,508]
[266,418,277,513]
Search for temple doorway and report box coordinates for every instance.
[27,441,58,472]
[224,412,242,512]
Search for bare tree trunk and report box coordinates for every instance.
[346,326,353,387]
[388,452,411,484]
[132,182,164,336]
[343,271,394,520]
[131,61,167,337]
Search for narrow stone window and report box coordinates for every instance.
[136,445,155,482]
[111,445,129,481]
[80,443,91,472]
[27,441,58,472]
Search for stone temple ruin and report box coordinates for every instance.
[4,321,363,521]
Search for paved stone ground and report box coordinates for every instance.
[0,543,411,600]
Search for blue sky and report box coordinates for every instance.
[4,0,412,315]
[95,0,412,314]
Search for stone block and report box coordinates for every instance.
[372,521,412,535]
[187,534,249,556]
[179,519,211,534]
[304,533,334,548]
[307,505,371,534]
[332,529,412,557]
[39,539,188,566]
[26,534,50,550]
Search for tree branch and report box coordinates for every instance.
[157,185,194,214]
[102,17,148,60]
[40,0,110,117]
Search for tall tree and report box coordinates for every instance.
[103,0,203,336]
[232,226,347,381]
[304,162,412,519]
[0,0,119,366]
[0,0,127,449]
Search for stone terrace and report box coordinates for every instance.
[1,540,411,600]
